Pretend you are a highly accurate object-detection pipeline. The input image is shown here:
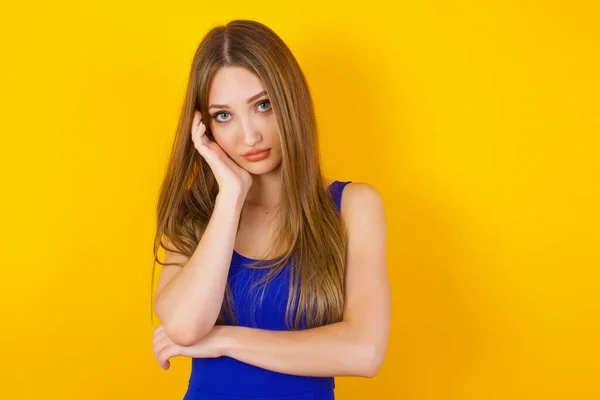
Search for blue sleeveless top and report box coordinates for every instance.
[183,180,352,400]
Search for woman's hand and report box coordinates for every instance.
[191,110,253,198]
[152,324,229,370]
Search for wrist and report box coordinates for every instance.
[216,325,237,357]
[216,191,246,210]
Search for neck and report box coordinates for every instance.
[244,169,282,211]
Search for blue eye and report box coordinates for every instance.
[210,100,271,125]
[211,112,230,123]
[258,100,271,111]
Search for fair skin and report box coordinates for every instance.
[152,66,391,377]
[206,66,285,258]
[207,66,283,210]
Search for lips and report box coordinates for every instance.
[243,148,270,156]
[243,149,270,161]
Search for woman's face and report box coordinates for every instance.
[206,66,282,174]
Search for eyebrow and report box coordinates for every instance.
[208,90,268,109]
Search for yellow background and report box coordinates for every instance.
[1,1,598,399]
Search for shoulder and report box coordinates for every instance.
[324,179,384,214]
[340,182,383,209]
[340,182,385,224]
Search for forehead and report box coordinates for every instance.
[208,66,265,102]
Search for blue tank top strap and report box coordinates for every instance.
[328,180,352,214]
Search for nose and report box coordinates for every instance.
[240,117,263,146]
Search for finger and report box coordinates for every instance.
[157,349,169,369]
[195,129,213,159]
[153,330,174,354]
[153,333,172,351]
[198,122,208,142]
[198,111,204,128]
[153,325,165,335]
[194,121,208,146]
[191,123,215,163]
[191,120,199,143]
[195,137,210,159]
[191,113,202,143]
[192,111,199,127]
[158,344,178,369]
[152,329,166,347]
[192,126,206,154]
[152,326,165,342]
[152,324,166,339]
[154,340,173,368]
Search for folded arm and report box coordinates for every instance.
[220,183,391,377]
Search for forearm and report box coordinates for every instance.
[221,321,378,378]
[156,193,244,345]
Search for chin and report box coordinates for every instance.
[245,159,282,175]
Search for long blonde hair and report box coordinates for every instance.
[151,20,348,330]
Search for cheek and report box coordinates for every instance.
[263,119,280,139]
[212,132,236,153]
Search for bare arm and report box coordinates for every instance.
[215,183,390,377]
[219,321,378,377]
[154,192,244,346]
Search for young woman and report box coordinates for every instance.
[150,19,390,400]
